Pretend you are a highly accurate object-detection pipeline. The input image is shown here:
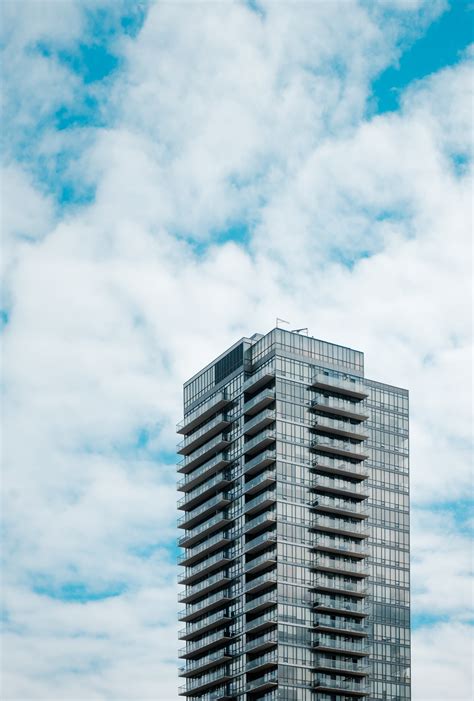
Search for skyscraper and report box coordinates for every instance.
[177,328,410,701]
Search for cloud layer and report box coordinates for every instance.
[1,1,472,699]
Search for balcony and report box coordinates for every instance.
[178,533,234,567]
[178,492,232,530]
[313,676,368,697]
[179,610,233,641]
[177,392,233,435]
[245,569,277,595]
[179,666,233,696]
[312,535,368,559]
[244,510,276,536]
[244,450,276,476]
[312,415,368,442]
[178,455,231,490]
[312,575,368,598]
[244,410,276,437]
[179,571,232,604]
[179,434,232,473]
[245,531,277,555]
[312,555,369,578]
[245,550,277,576]
[245,590,277,614]
[312,515,369,539]
[179,512,233,549]
[245,490,276,517]
[310,437,368,462]
[311,495,369,520]
[311,474,368,501]
[313,615,368,637]
[310,396,369,422]
[178,551,235,586]
[243,367,275,394]
[311,457,368,481]
[179,650,232,678]
[314,596,369,618]
[310,372,368,400]
[178,415,233,455]
[246,611,278,634]
[179,589,234,623]
[246,653,278,673]
[245,671,277,694]
[312,636,370,656]
[244,469,276,496]
[245,630,278,653]
[244,430,276,457]
[179,631,236,659]
[244,389,275,416]
[314,656,369,677]
[178,471,234,512]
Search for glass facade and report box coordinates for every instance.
[177,329,410,701]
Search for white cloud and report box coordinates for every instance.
[1,1,472,699]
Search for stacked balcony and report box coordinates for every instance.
[177,392,233,435]
[308,371,370,697]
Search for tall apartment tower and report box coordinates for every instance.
[177,328,410,701]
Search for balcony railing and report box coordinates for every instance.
[312,534,369,558]
[312,474,368,499]
[178,550,234,585]
[313,575,368,597]
[313,515,370,538]
[244,469,276,496]
[314,595,369,617]
[245,549,277,575]
[246,653,278,672]
[179,434,232,473]
[245,671,277,693]
[177,392,232,435]
[315,656,369,675]
[178,666,232,695]
[245,490,276,516]
[310,396,369,422]
[245,569,277,594]
[179,512,233,549]
[312,635,370,655]
[312,456,368,480]
[244,450,277,475]
[244,430,276,456]
[311,494,369,519]
[179,610,232,641]
[311,437,368,462]
[178,454,231,490]
[245,630,278,652]
[312,415,368,441]
[178,471,233,511]
[313,675,369,694]
[179,588,234,622]
[179,570,232,604]
[244,409,276,437]
[313,555,369,577]
[177,492,232,529]
[245,531,277,554]
[245,590,277,613]
[314,614,368,635]
[243,367,275,394]
[178,414,232,455]
[179,630,235,659]
[178,532,233,567]
[310,372,368,400]
[245,611,278,633]
[179,650,232,677]
[244,510,276,535]
[243,389,275,416]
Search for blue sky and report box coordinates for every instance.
[1,1,473,699]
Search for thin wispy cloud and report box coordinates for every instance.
[1,1,472,700]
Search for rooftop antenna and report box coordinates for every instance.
[276,318,290,328]
[291,327,309,335]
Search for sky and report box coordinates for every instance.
[0,0,473,699]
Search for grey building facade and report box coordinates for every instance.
[177,328,410,701]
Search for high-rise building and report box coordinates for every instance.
[177,328,410,701]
